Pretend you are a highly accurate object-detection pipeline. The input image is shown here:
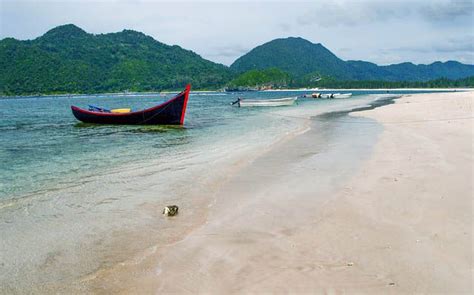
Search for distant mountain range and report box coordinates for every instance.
[0,25,473,95]
[230,37,474,82]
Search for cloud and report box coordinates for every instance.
[393,35,474,54]
[372,34,474,65]
[419,0,473,22]
[295,1,411,28]
[337,47,353,53]
[277,22,293,32]
[1,0,472,66]
[294,0,472,28]
[202,44,251,65]
[206,45,250,58]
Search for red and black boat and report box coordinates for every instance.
[71,84,191,125]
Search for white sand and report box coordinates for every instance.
[92,91,473,293]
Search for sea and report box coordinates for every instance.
[0,89,451,292]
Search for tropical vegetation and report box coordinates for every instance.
[231,37,474,82]
[0,24,231,95]
[1,25,472,96]
[227,68,291,90]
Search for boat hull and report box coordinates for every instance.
[333,93,352,98]
[238,97,297,107]
[322,93,352,99]
[71,85,190,125]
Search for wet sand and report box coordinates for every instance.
[93,91,472,293]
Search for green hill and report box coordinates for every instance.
[0,24,232,95]
[227,68,291,90]
[1,26,473,96]
[230,37,474,82]
[231,37,354,79]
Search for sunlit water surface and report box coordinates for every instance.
[0,89,448,292]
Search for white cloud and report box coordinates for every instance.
[419,0,473,22]
[0,0,472,65]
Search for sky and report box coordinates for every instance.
[1,0,473,66]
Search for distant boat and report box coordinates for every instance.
[320,93,352,99]
[332,93,352,98]
[232,97,297,107]
[71,85,190,125]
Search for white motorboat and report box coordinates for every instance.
[333,93,352,98]
[232,97,297,107]
[322,93,352,99]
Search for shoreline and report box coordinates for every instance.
[264,88,471,92]
[83,110,316,290]
[0,89,315,293]
[92,90,472,293]
[84,94,394,292]
[1,88,471,99]
[339,91,473,292]
[2,91,471,293]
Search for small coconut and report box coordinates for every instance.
[163,205,179,216]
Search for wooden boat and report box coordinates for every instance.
[71,85,190,125]
[232,97,297,107]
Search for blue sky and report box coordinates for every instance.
[1,0,472,66]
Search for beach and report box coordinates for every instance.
[0,91,380,293]
[1,91,472,293]
[2,2,474,293]
[80,91,472,293]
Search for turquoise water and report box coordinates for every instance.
[0,91,280,199]
[0,89,448,200]
[0,89,451,292]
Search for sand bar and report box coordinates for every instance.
[92,91,473,293]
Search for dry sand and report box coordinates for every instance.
[94,91,473,294]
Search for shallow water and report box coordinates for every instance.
[0,89,445,292]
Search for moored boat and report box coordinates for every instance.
[319,93,332,98]
[232,97,297,107]
[320,93,352,99]
[71,84,190,125]
[333,93,352,98]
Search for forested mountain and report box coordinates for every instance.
[227,68,291,89]
[231,37,354,79]
[230,37,474,82]
[1,26,472,96]
[0,24,231,95]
